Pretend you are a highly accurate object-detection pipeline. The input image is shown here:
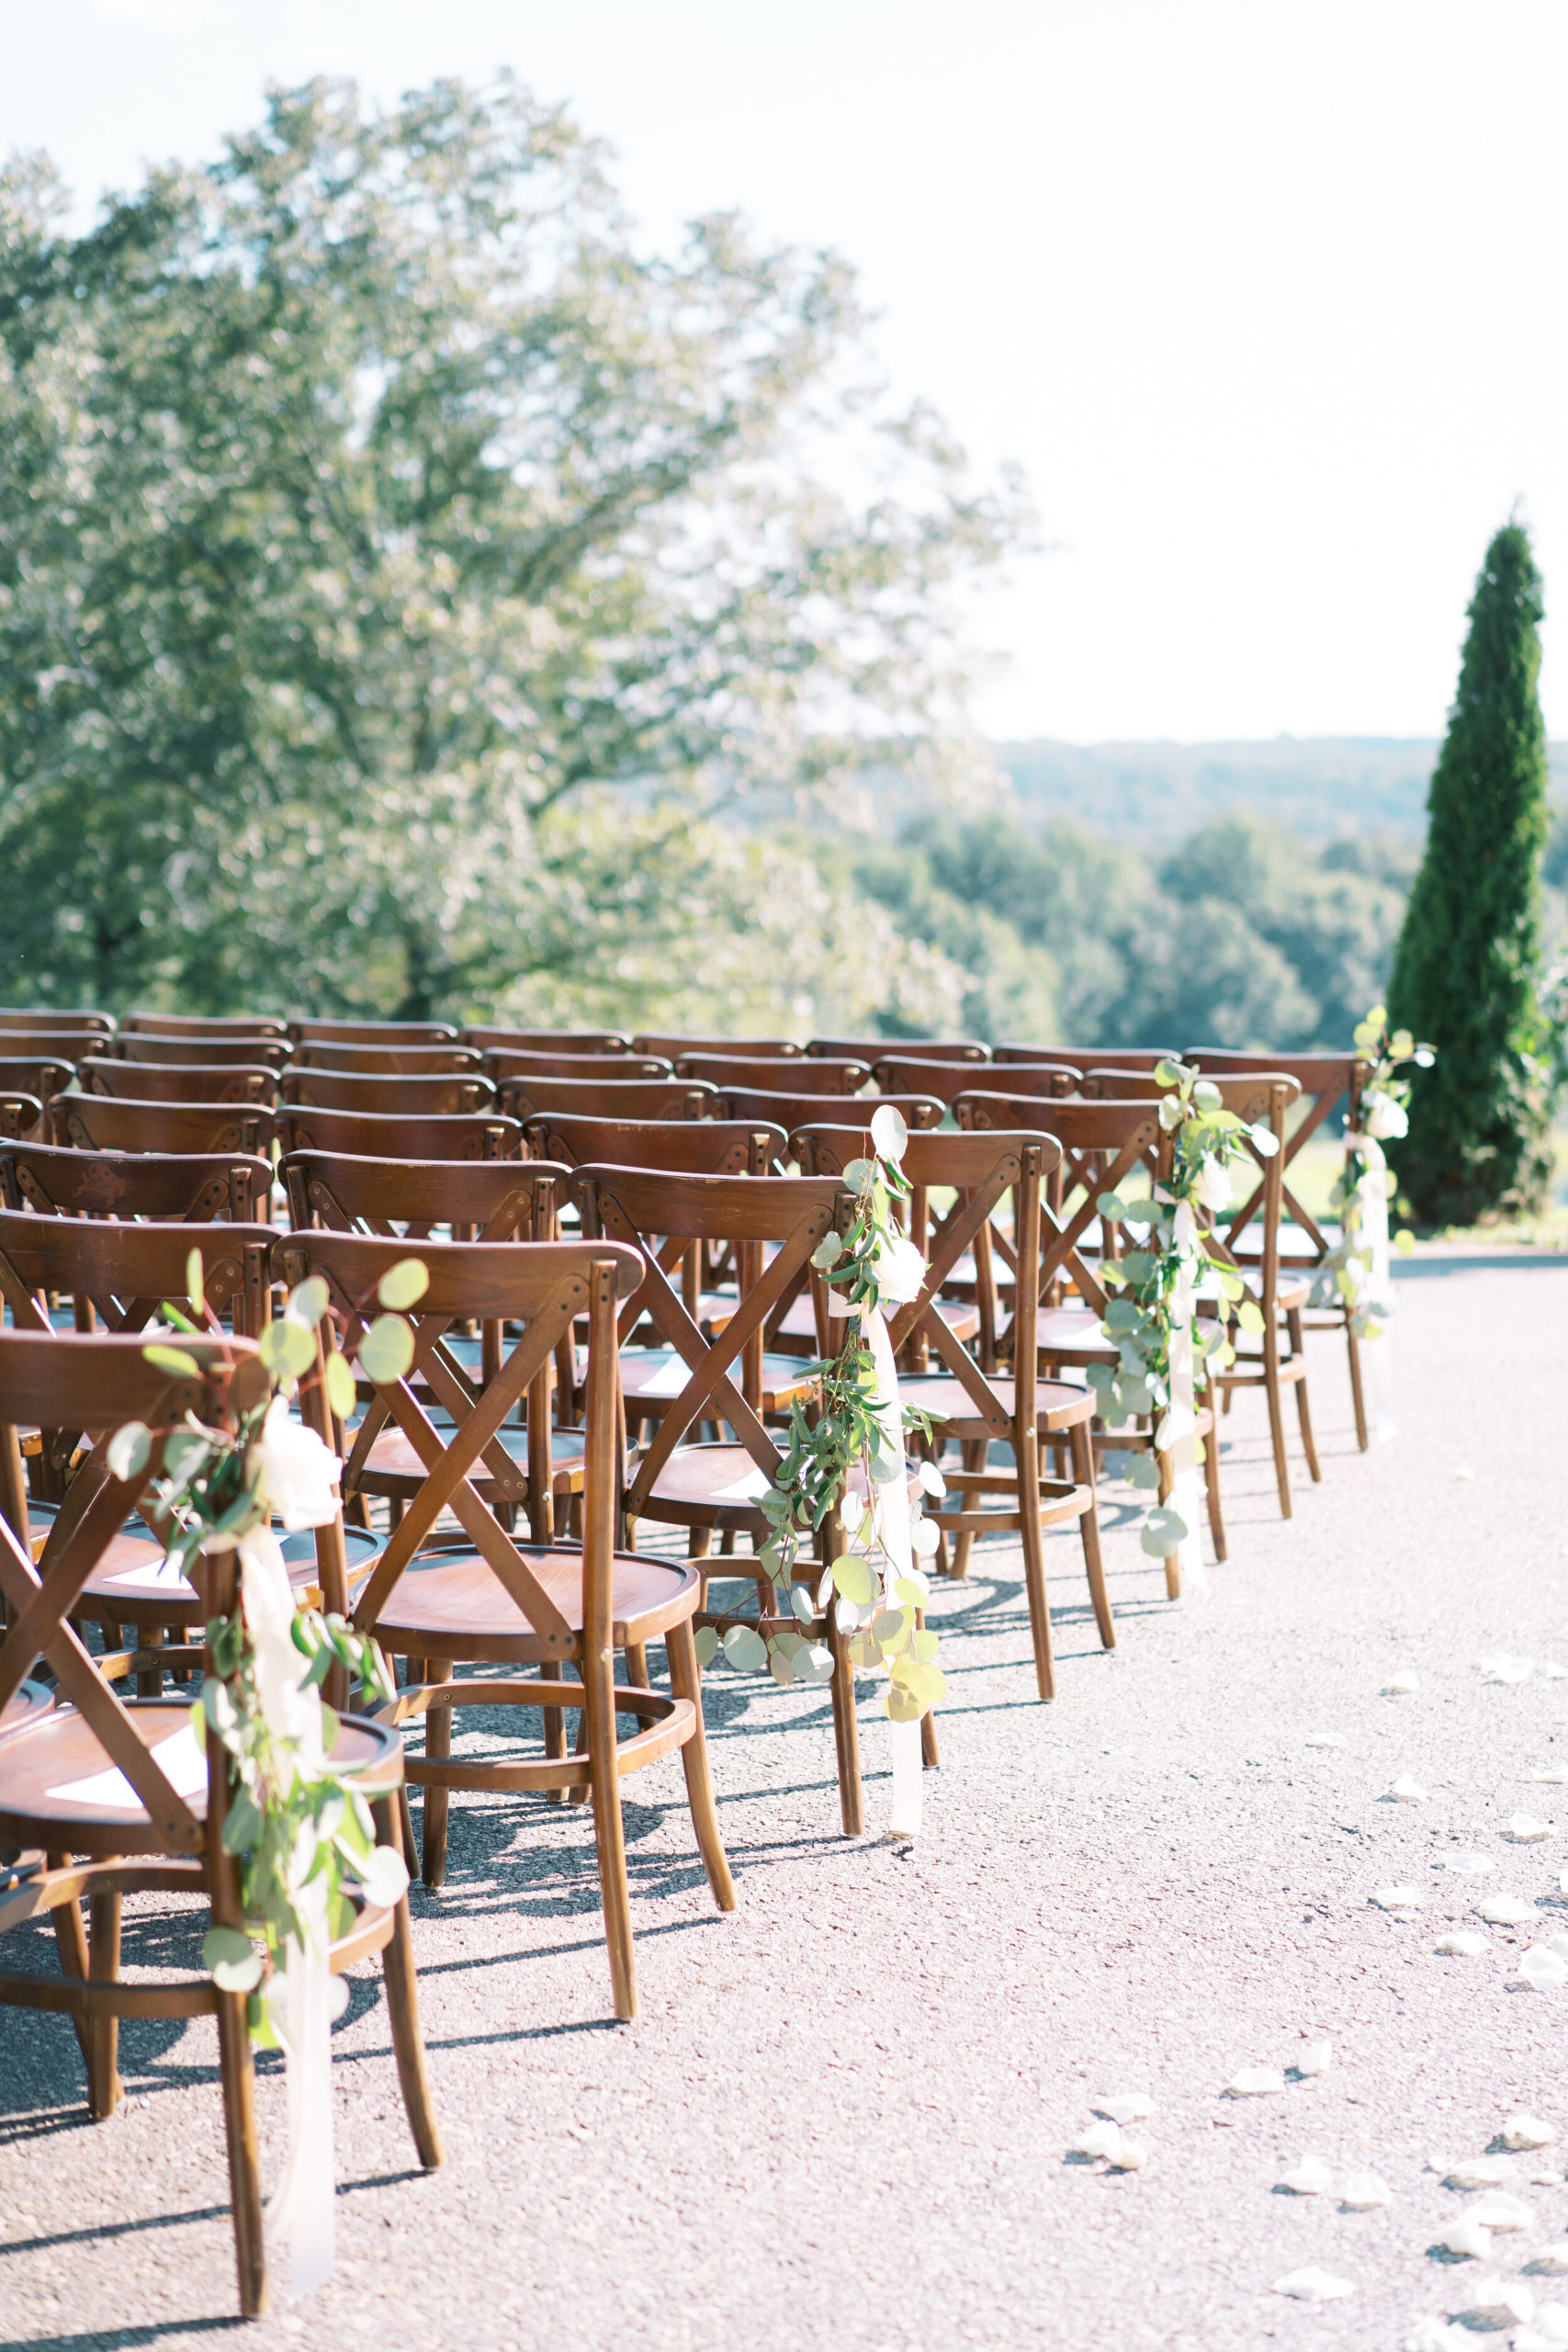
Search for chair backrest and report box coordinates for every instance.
[873,1055,1077,1105]
[522,1115,786,1175]
[0,1008,115,1035]
[273,1230,640,1571]
[1,1093,44,1143]
[121,1011,288,1039]
[77,1059,277,1104]
[482,1049,672,1084]
[632,1035,802,1060]
[100,1035,290,1070]
[0,1030,124,1068]
[807,1036,987,1063]
[714,1088,945,1136]
[496,1075,716,1123]
[279,1068,495,1115]
[288,1018,458,1046]
[292,1041,483,1076]
[1185,1048,1368,1262]
[0,1208,275,1341]
[272,1103,523,1161]
[0,1056,76,1105]
[674,1054,869,1094]
[281,1150,564,1242]
[53,1096,276,1158]
[462,1027,630,1055]
[571,1166,847,1516]
[953,1091,1163,1314]
[1,1140,274,1224]
[0,1331,262,1847]
[994,1045,1177,1073]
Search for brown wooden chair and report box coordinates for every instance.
[1186,1047,1373,1448]
[807,1036,987,1063]
[463,1027,630,1055]
[288,1019,458,1047]
[97,1036,290,1071]
[712,1088,951,1141]
[632,1035,802,1060]
[0,1009,114,1035]
[570,1164,898,1829]
[54,1098,276,1158]
[1,1093,44,1144]
[953,1091,1227,1586]
[275,1230,734,2018]
[273,1104,522,1161]
[522,1115,787,1175]
[1,1140,274,1225]
[995,1045,1175,1072]
[874,1057,1078,1105]
[0,1031,127,1070]
[483,1049,672,1085]
[0,1329,440,2317]
[292,1042,483,1077]
[793,1125,1111,1701]
[76,1060,277,1105]
[496,1075,716,1124]
[120,1012,288,1041]
[279,1069,495,1116]
[0,1056,76,1114]
[675,1054,870,1095]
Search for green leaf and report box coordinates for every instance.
[1235,1300,1265,1335]
[323,1350,358,1419]
[811,1231,844,1269]
[358,1313,415,1383]
[259,1317,317,1380]
[721,1623,768,1672]
[841,1158,871,1188]
[162,1428,212,1485]
[202,1925,263,1994]
[106,1421,151,1482]
[144,1343,202,1379]
[288,1274,330,1329]
[830,1551,877,1606]
[185,1246,205,1319]
[377,1258,429,1311]
[1096,1191,1129,1223]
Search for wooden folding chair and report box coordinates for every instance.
[994,1045,1177,1070]
[794,1125,1111,1699]
[288,1019,458,1047]
[0,1330,440,2317]
[633,1035,803,1060]
[279,1069,496,1116]
[273,1104,523,1162]
[54,1098,276,1158]
[97,1036,290,1071]
[120,1012,287,1041]
[1,1093,43,1144]
[77,1060,277,1105]
[274,1230,733,2018]
[0,1009,114,1035]
[807,1036,987,1063]
[0,1057,77,1117]
[675,1054,869,1095]
[483,1049,673,1086]
[715,1089,944,1140]
[0,1031,117,1068]
[286,1042,480,1076]
[1186,1047,1372,1447]
[522,1115,787,1176]
[463,1027,630,1055]
[496,1075,716,1123]
[1,1139,274,1226]
[874,1057,1078,1105]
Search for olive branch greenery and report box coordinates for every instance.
[1090,1057,1279,1559]
[1309,1005,1432,1338]
[106,1250,429,2030]
[693,1115,947,1724]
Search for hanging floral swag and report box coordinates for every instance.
[1309,1005,1432,1338]
[694,1104,946,1729]
[1090,1058,1280,1560]
[106,1249,429,2024]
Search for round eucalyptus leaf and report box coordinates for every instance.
[106,1421,151,1482]
[323,1351,358,1420]
[358,1313,415,1383]
[377,1257,430,1311]
[288,1275,330,1329]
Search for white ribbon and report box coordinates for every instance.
[1159,1201,1208,1595]
[238,1523,337,2300]
[862,1305,924,1837]
[1345,1127,1397,1441]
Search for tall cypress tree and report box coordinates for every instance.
[1388,522,1557,1224]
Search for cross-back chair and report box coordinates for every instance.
[288,1019,458,1047]
[794,1125,1111,1698]
[523,1114,787,1176]
[874,1056,1078,1105]
[674,1054,869,1095]
[1,1093,43,1144]
[462,1027,631,1055]
[287,1042,481,1077]
[274,1230,734,2018]
[0,1057,76,1119]
[994,1044,1177,1070]
[273,1103,523,1162]
[1,1140,274,1226]
[120,1012,287,1041]
[714,1089,944,1143]
[633,1035,802,1060]
[807,1037,988,1063]
[279,1069,495,1116]
[54,1098,276,1158]
[1187,1047,1372,1446]
[0,1009,114,1035]
[77,1060,277,1105]
[97,1035,290,1071]
[2,1032,129,1070]
[496,1075,716,1123]
[483,1049,673,1085]
[0,1330,440,2316]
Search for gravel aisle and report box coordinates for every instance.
[3,1263,1566,2351]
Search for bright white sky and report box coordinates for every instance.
[4,0,1565,744]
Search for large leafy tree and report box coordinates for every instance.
[1388,523,1560,1222]
[0,77,1017,1020]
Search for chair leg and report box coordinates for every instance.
[1202,1418,1228,1562]
[1345,1317,1369,1451]
[582,1642,637,2021]
[1264,1338,1293,1518]
[1068,1420,1115,1645]
[370,1794,444,2170]
[666,1619,737,1911]
[1155,1446,1180,1600]
[949,1440,987,1577]
[1288,1311,1322,1482]
[216,1984,268,2316]
[420,1658,454,1888]
[1016,1432,1056,1702]
[540,1659,567,1806]
[87,1887,123,2120]
[47,1865,96,2088]
[827,1609,864,1837]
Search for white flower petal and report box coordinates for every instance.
[1106,2139,1146,2171]
[1278,2154,1335,2195]
[1478,1655,1536,1683]
[1444,2156,1515,2188]
[1438,1849,1494,1874]
[1272,2267,1354,2302]
[1519,1947,1568,1991]
[1339,2171,1393,2209]
[1466,2191,1534,2232]
[1305,1731,1347,1748]
[1389,1774,1427,1803]
[1435,1932,1491,1956]
[1502,2113,1557,2150]
[1476,1895,1538,1925]
[1294,2036,1332,2076]
[1382,1669,1420,1694]
[1506,1813,1554,1842]
[1094,2092,1156,2124]
[1438,2215,1493,2259]
[1225,2066,1285,2097]
[1450,2279,1534,2327]
[1371,1885,1424,1911]
[1074,2120,1122,2161]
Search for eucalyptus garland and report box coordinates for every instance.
[1309,1005,1431,1336]
[695,1107,946,1724]
[1090,1057,1278,1558]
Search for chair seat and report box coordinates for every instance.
[1035,1304,1114,1355]
[620,1347,818,1414]
[56,1519,379,1623]
[356,1542,699,1654]
[773,1294,980,1345]
[354,1420,586,1490]
[897,1374,1094,1432]
[0,1681,51,1738]
[0,1699,399,1856]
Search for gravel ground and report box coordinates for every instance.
[4,1261,1567,2351]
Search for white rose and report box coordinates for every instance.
[871,1231,927,1306]
[1191,1156,1232,1215]
[1365,1092,1408,1140]
[251,1394,342,1531]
